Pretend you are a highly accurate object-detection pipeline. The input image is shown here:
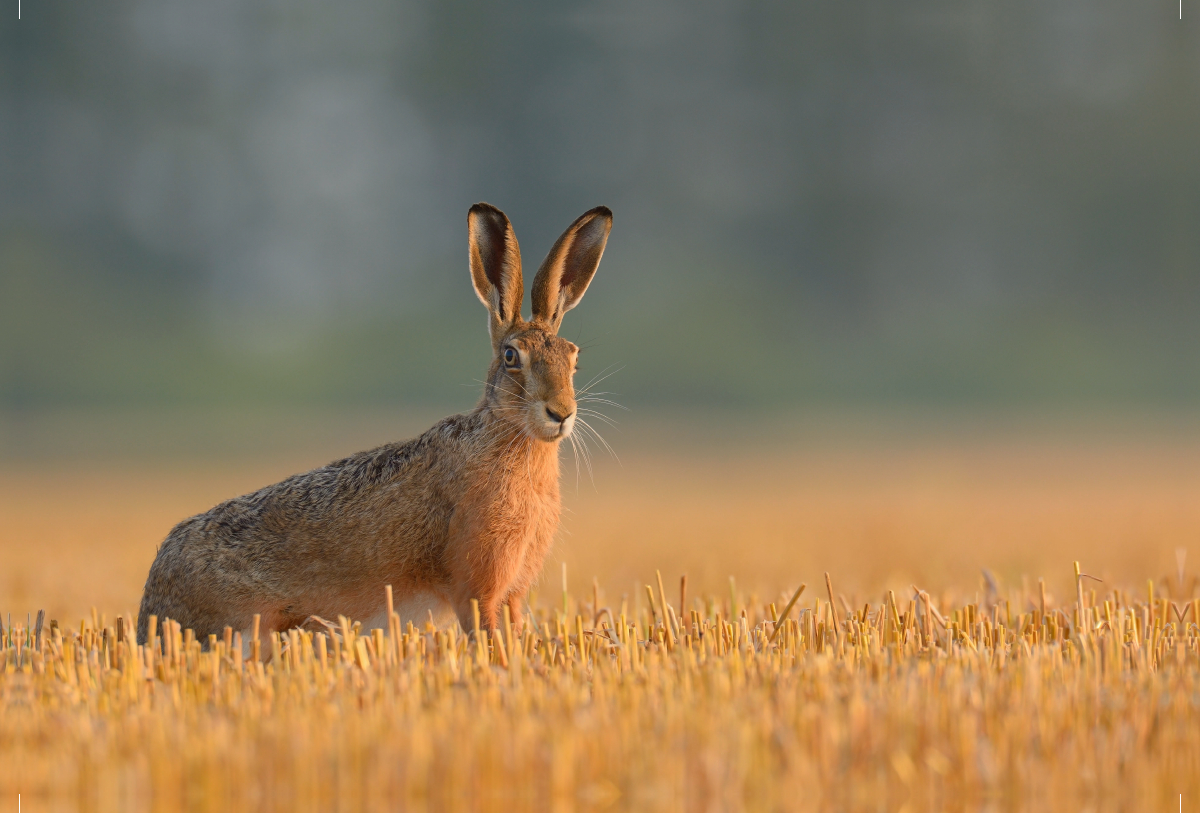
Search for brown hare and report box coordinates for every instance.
[136,203,612,644]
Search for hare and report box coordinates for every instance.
[136,203,612,644]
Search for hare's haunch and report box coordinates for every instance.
[136,203,612,644]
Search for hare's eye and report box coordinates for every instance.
[503,347,520,368]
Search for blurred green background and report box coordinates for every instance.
[3,0,1199,445]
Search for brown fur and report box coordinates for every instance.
[136,203,612,643]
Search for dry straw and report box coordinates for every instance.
[3,564,1199,812]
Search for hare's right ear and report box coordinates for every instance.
[531,206,612,333]
[468,203,523,345]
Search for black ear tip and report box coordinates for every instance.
[469,202,509,222]
[575,206,612,232]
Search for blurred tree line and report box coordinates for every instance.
[2,0,1198,413]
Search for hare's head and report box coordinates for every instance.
[468,203,612,443]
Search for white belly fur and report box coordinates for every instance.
[237,591,459,657]
[362,589,458,632]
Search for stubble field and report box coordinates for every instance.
[2,412,1199,811]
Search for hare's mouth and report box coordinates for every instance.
[533,422,571,441]
[531,415,573,442]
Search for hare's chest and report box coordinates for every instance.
[453,464,557,555]
[448,445,561,570]
[483,478,559,544]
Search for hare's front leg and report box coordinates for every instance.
[446,534,524,634]
[449,574,507,633]
[505,593,526,632]
[500,519,556,634]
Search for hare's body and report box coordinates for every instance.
[137,412,559,642]
[137,203,612,644]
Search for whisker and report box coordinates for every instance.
[477,378,536,406]
[568,434,582,491]
[576,396,628,411]
[577,408,620,429]
[575,417,620,465]
[575,365,624,397]
[575,429,595,484]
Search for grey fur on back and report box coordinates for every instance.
[137,413,475,643]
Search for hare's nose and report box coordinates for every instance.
[545,406,572,424]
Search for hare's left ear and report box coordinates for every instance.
[531,206,612,333]
[468,203,524,346]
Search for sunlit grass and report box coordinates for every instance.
[4,562,1199,812]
